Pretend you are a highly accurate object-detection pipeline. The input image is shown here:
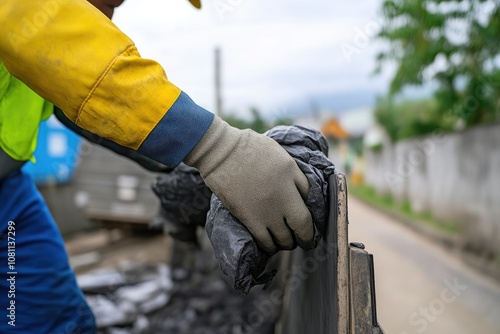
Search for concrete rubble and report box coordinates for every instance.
[79,263,172,332]
[77,240,277,334]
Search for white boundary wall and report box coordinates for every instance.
[364,123,500,256]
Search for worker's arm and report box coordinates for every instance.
[0,0,314,253]
[0,0,213,169]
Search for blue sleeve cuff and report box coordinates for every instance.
[137,92,214,168]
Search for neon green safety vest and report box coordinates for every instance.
[0,61,53,162]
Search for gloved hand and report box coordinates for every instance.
[184,116,314,253]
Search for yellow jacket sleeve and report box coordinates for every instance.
[0,0,213,168]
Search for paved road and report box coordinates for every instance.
[348,196,500,334]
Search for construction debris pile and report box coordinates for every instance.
[78,243,277,334]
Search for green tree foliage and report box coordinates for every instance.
[375,96,455,141]
[376,0,500,129]
[223,107,293,133]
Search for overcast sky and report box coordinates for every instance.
[113,0,392,118]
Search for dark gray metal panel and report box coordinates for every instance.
[278,172,385,334]
[279,173,350,334]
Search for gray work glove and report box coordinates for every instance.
[184,116,314,253]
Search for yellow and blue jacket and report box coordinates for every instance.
[0,0,214,170]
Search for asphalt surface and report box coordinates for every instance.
[348,196,500,334]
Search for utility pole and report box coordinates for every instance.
[215,47,223,117]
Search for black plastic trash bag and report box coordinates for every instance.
[151,163,212,244]
[206,126,335,294]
